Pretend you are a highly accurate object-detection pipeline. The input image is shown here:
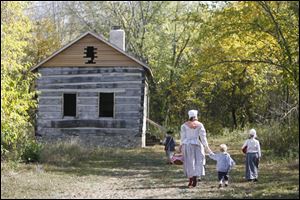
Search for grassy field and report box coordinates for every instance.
[1,133,299,199]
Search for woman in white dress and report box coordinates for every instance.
[180,110,211,188]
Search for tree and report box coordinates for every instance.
[17,1,299,135]
[1,1,37,159]
[182,1,299,130]
[26,18,61,65]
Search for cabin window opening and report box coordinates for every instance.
[84,46,97,64]
[63,93,77,117]
[99,93,114,118]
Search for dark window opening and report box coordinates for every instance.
[99,93,114,117]
[63,93,76,117]
[84,46,97,64]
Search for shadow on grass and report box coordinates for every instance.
[41,144,299,198]
[43,146,187,184]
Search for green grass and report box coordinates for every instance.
[1,134,299,199]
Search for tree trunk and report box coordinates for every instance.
[232,108,237,129]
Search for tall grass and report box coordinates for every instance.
[32,121,299,167]
[39,140,92,166]
[217,122,299,159]
[39,140,141,167]
[256,122,299,158]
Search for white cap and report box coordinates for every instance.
[188,110,198,119]
[249,129,257,138]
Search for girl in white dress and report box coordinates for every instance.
[242,129,261,182]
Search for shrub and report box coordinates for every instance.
[216,123,299,159]
[21,140,43,163]
[257,122,299,158]
[226,122,300,159]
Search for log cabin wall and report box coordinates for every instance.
[36,66,146,147]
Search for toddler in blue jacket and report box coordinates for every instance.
[209,144,236,188]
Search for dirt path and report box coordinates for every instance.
[1,164,234,199]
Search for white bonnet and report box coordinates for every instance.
[249,129,257,138]
[188,110,198,119]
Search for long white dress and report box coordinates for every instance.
[180,121,208,177]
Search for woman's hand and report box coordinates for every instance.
[205,146,213,154]
[178,144,183,153]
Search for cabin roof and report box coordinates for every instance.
[30,31,153,77]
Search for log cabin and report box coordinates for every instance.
[31,27,152,147]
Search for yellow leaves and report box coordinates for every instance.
[1,1,37,158]
[1,2,31,72]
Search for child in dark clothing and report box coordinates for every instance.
[163,130,176,164]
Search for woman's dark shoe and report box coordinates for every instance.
[253,179,258,182]
[192,176,197,187]
[188,178,193,187]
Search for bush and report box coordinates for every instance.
[221,127,246,142]
[21,140,43,163]
[257,122,299,158]
[216,123,299,159]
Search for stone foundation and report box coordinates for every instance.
[37,134,142,148]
